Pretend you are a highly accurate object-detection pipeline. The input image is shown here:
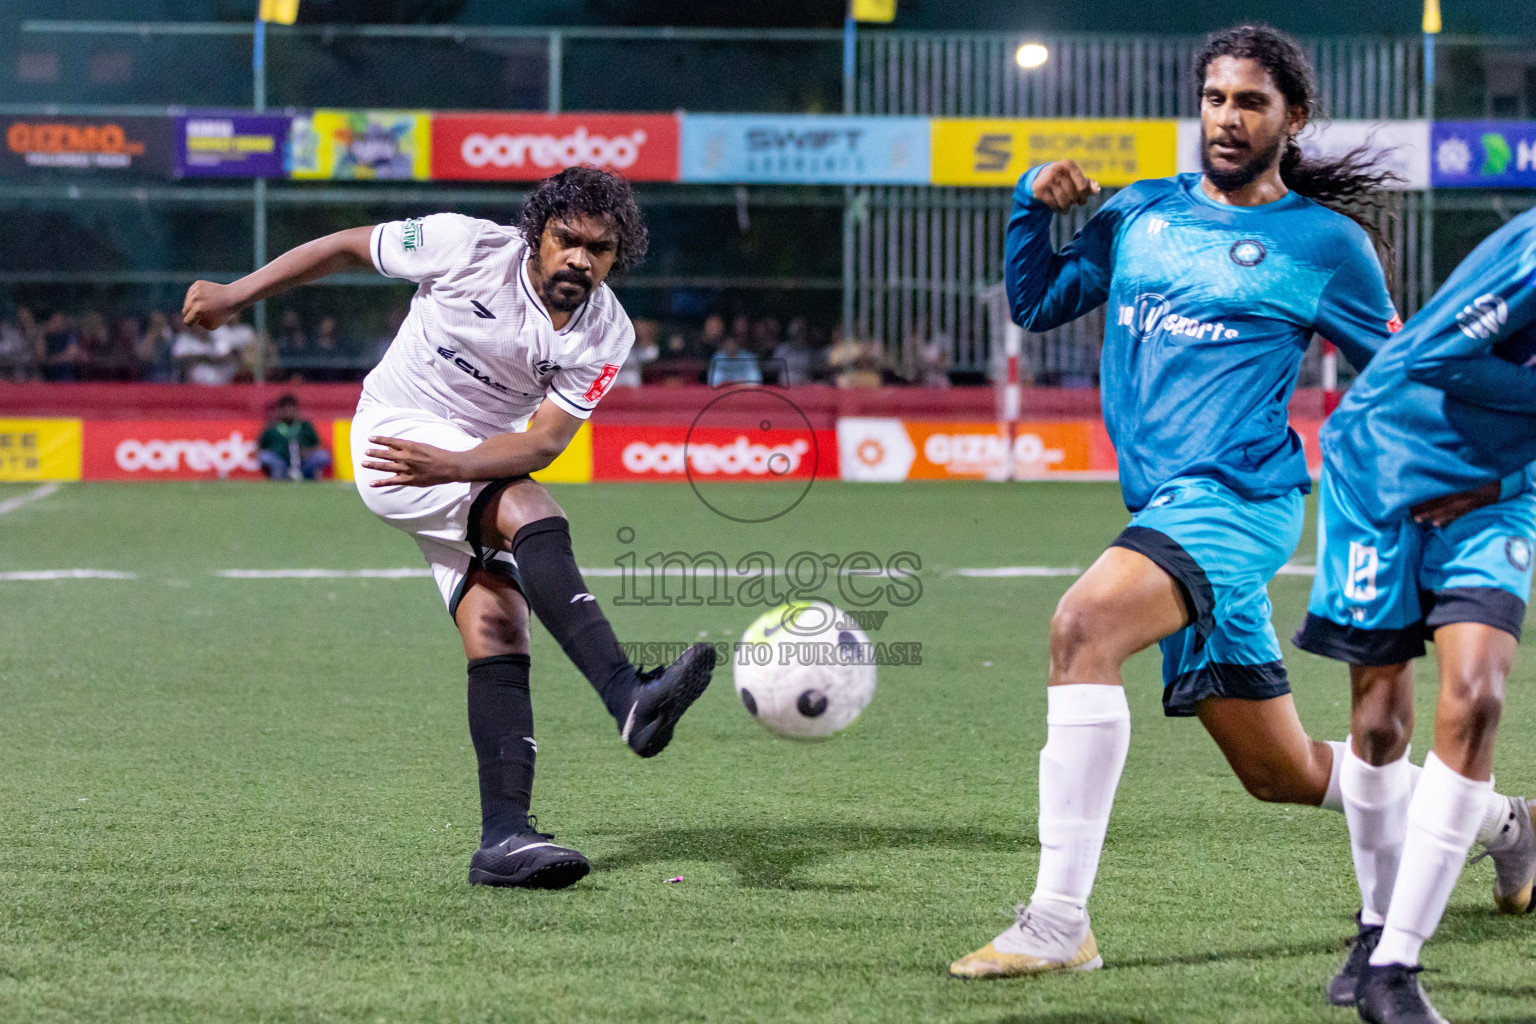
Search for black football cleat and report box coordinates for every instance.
[1327,912,1384,1007]
[468,823,590,890]
[620,642,717,759]
[1355,963,1449,1024]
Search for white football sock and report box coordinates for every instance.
[1029,684,1131,912]
[1371,752,1491,967]
[1320,739,1347,813]
[1476,791,1519,850]
[1341,743,1412,927]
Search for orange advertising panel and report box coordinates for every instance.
[837,418,1094,481]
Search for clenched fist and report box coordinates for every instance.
[182,280,241,330]
[1031,160,1101,212]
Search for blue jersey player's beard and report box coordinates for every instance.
[1200,128,1284,194]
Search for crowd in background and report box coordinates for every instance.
[0,305,985,389]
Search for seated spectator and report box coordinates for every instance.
[39,311,82,382]
[826,328,884,389]
[708,335,762,387]
[174,319,253,385]
[695,314,726,356]
[274,309,308,355]
[770,317,818,387]
[726,314,752,355]
[136,311,178,383]
[751,316,782,356]
[80,314,140,382]
[0,308,36,381]
[906,317,953,389]
[257,394,331,480]
[615,318,659,388]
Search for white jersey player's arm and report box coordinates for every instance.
[362,397,583,488]
[181,226,376,330]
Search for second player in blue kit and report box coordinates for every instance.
[1295,208,1536,1024]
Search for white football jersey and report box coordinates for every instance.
[361,212,633,438]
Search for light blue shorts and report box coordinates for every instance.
[1111,476,1305,717]
[1294,467,1535,666]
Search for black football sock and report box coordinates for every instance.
[466,653,535,846]
[510,517,637,723]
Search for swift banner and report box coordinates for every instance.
[1432,121,1536,188]
[432,113,679,181]
[176,112,290,178]
[290,110,431,180]
[1177,120,1430,189]
[1,116,173,175]
[931,119,1176,187]
[680,115,930,184]
[0,419,82,481]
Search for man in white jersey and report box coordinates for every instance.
[182,168,716,890]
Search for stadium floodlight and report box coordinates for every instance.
[1015,43,1050,69]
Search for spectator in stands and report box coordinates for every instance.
[275,309,308,356]
[827,327,884,389]
[40,311,82,382]
[616,318,659,388]
[751,316,782,356]
[308,314,351,382]
[708,333,762,387]
[136,311,178,383]
[726,314,752,355]
[0,308,35,381]
[257,394,331,480]
[697,314,726,356]
[770,317,817,387]
[906,317,953,389]
[174,319,254,385]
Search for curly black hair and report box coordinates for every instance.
[1196,25,1402,268]
[517,166,649,275]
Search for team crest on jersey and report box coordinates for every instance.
[1229,239,1266,267]
[1507,536,1532,572]
[401,218,423,251]
[534,359,563,388]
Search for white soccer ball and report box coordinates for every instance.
[733,601,877,740]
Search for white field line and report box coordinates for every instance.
[216,568,434,579]
[0,569,137,581]
[951,564,1318,578]
[0,482,59,517]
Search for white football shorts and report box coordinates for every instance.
[350,399,523,615]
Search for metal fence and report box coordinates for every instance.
[7,21,1534,379]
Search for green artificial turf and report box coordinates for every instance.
[1,480,1533,1024]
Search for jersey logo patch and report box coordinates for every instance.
[533,359,562,388]
[1229,239,1266,267]
[1147,217,1168,235]
[1456,294,1508,341]
[1507,536,1532,572]
[469,299,496,319]
[1344,542,1379,602]
[583,363,621,402]
[401,218,422,251]
[1387,313,1403,333]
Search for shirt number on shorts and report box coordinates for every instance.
[1344,542,1379,603]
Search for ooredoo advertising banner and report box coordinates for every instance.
[592,425,834,482]
[679,115,930,184]
[176,112,290,178]
[431,114,680,182]
[81,420,332,481]
[290,110,431,180]
[1431,121,1536,188]
[930,119,1176,187]
[1,116,174,175]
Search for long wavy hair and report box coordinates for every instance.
[1195,25,1402,269]
[518,166,649,275]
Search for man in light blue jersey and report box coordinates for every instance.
[1294,210,1536,1024]
[950,25,1529,981]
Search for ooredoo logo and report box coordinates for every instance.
[622,437,809,477]
[432,115,680,182]
[462,127,647,170]
[114,432,259,477]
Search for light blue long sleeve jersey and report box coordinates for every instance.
[1006,168,1398,512]
[1321,207,1536,523]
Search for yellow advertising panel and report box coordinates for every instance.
[290,110,431,181]
[0,418,82,481]
[532,421,593,484]
[331,418,353,482]
[851,0,897,22]
[931,118,1177,187]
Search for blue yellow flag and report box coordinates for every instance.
[851,0,896,23]
[259,0,300,24]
